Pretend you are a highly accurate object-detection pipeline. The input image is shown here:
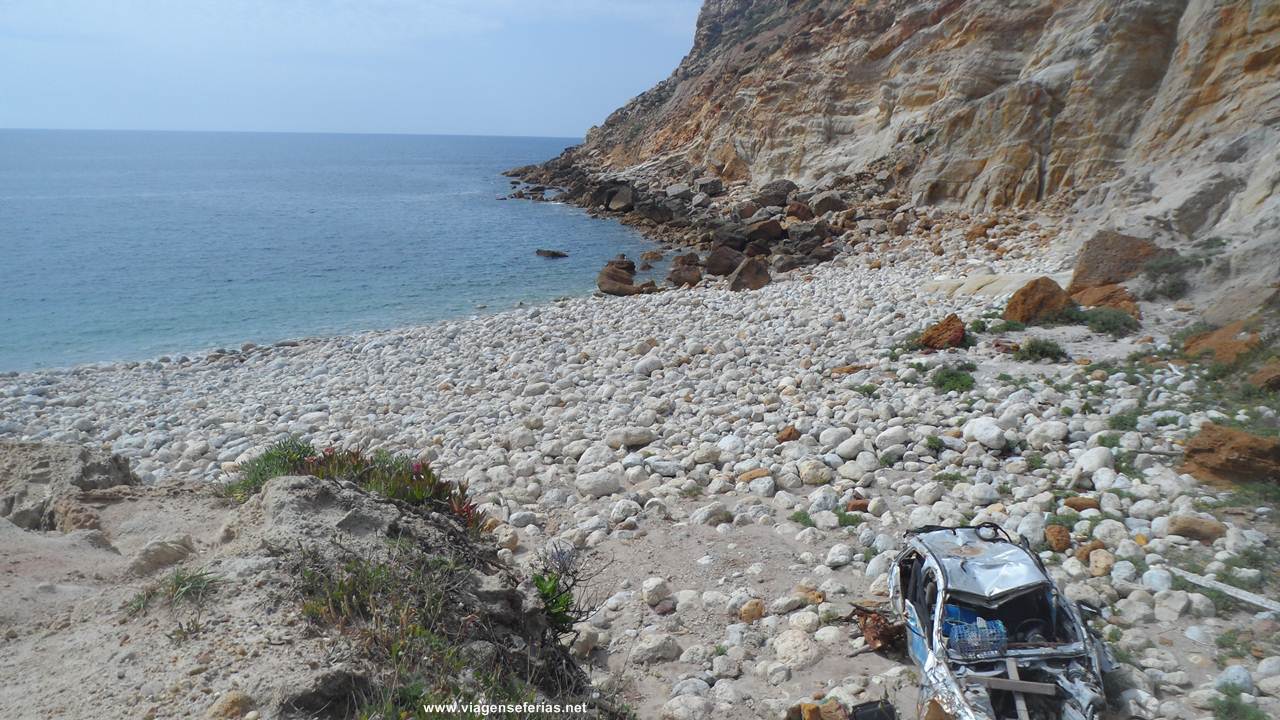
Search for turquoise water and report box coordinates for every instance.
[0,130,656,371]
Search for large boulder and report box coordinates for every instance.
[1071,283,1141,318]
[744,218,784,243]
[605,184,634,212]
[728,257,772,291]
[694,176,724,196]
[705,245,746,276]
[1181,423,1280,485]
[1066,231,1166,294]
[1004,276,1072,323]
[810,191,847,215]
[785,200,814,221]
[596,256,657,296]
[665,183,693,200]
[918,313,966,349]
[634,200,674,223]
[666,253,703,288]
[752,179,797,208]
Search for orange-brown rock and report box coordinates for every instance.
[776,425,801,443]
[846,498,870,512]
[1067,231,1166,294]
[966,218,997,241]
[739,598,765,623]
[1045,524,1072,552]
[738,468,771,483]
[1003,277,1072,323]
[918,313,966,349]
[596,256,658,297]
[1071,284,1141,319]
[786,200,815,221]
[728,256,772,291]
[1063,496,1101,512]
[1167,515,1228,543]
[1248,359,1280,391]
[1183,320,1261,364]
[1181,423,1280,485]
[1074,540,1106,564]
[830,363,869,376]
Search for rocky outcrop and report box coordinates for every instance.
[515,0,1279,319]
[0,442,138,530]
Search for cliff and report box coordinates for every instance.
[522,0,1280,322]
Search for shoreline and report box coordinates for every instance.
[1,232,1078,482]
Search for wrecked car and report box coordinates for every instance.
[888,524,1113,720]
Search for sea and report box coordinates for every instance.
[0,129,660,372]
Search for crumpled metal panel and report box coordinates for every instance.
[914,528,1047,599]
[917,653,987,720]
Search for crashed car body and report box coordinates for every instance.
[888,524,1113,720]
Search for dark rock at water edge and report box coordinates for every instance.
[728,256,772,291]
[597,255,658,297]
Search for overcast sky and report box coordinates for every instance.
[0,0,703,137]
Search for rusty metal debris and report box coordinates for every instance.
[787,698,898,720]
[888,524,1113,720]
[846,602,905,651]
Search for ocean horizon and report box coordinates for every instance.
[0,128,660,372]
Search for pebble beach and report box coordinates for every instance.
[4,219,1278,719]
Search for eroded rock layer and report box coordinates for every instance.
[526,0,1279,319]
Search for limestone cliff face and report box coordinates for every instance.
[559,0,1280,319]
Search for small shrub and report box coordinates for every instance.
[224,439,484,531]
[969,319,989,333]
[1211,683,1267,720]
[1096,433,1121,448]
[1085,308,1141,337]
[225,437,315,501]
[1015,338,1068,362]
[789,510,815,527]
[934,471,964,487]
[834,508,863,528]
[1025,453,1046,471]
[931,366,976,393]
[854,383,879,397]
[990,320,1026,333]
[926,436,945,452]
[1142,253,1205,301]
[165,567,223,607]
[1108,412,1140,431]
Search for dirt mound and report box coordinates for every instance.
[0,444,603,720]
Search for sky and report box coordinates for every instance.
[0,0,704,138]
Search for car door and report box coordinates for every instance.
[906,566,935,666]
